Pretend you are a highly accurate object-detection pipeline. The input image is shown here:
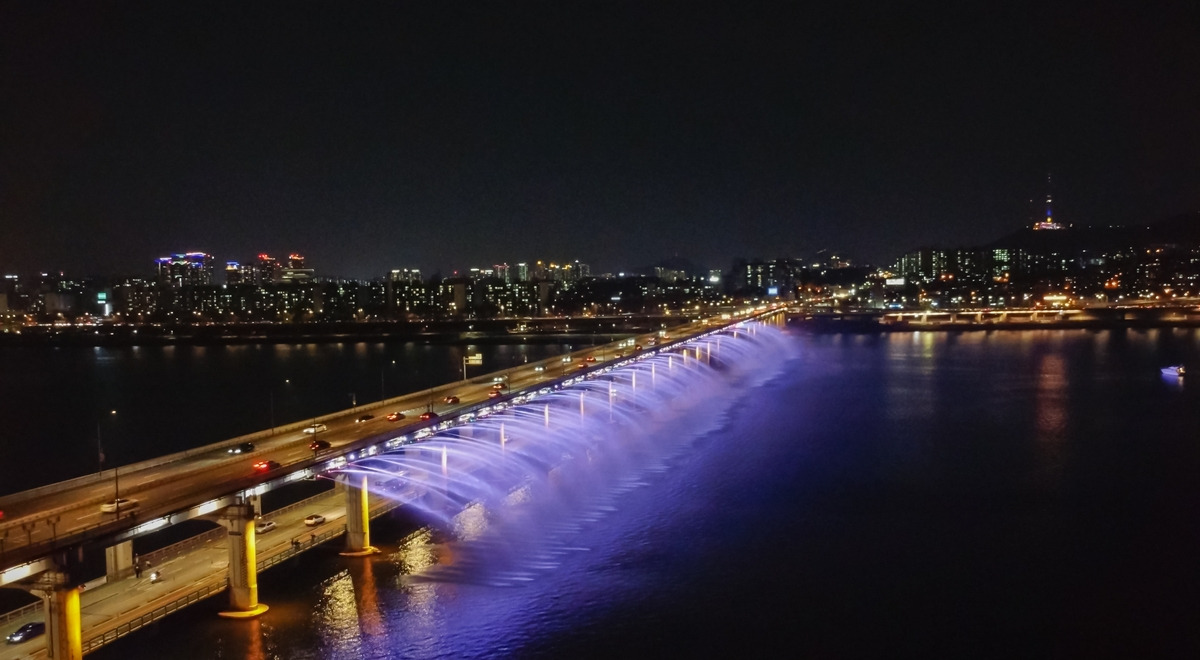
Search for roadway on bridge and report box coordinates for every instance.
[0,322,714,567]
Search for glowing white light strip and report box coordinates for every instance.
[132,517,169,534]
[196,499,221,516]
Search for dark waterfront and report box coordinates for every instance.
[0,338,616,496]
[7,328,1200,658]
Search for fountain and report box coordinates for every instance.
[332,321,794,584]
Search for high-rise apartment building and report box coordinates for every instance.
[280,253,314,283]
[255,254,281,284]
[155,252,215,287]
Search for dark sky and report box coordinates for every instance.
[2,1,1198,279]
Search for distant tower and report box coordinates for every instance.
[1032,173,1063,230]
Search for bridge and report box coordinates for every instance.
[0,306,785,658]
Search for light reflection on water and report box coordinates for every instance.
[83,328,1200,658]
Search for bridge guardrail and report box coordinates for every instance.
[137,527,226,570]
[0,317,700,515]
[0,599,41,626]
[0,377,530,514]
[1,310,778,570]
[78,578,228,655]
[76,497,403,655]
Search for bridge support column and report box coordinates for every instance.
[216,503,269,619]
[341,474,379,556]
[36,571,82,660]
[104,540,134,582]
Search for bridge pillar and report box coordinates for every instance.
[216,503,269,619]
[341,474,379,557]
[31,570,82,660]
[104,540,134,582]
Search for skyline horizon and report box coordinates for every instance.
[5,201,1197,281]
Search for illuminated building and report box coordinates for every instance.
[155,252,215,287]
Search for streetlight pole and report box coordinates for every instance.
[381,359,396,403]
[98,410,118,504]
[270,379,291,436]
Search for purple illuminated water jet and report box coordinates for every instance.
[335,322,794,584]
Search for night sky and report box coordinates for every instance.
[3,1,1198,279]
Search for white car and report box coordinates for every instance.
[303,423,328,434]
[255,520,277,534]
[100,498,139,513]
[304,514,326,526]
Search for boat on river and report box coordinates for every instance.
[1161,365,1186,377]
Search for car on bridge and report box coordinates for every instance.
[253,460,281,472]
[303,423,328,434]
[309,439,331,452]
[255,520,277,534]
[227,442,255,454]
[304,514,326,526]
[100,498,139,514]
[491,382,507,389]
[488,390,502,399]
[355,414,374,423]
[6,621,44,644]
[443,395,460,404]
[386,411,405,421]
[420,411,439,421]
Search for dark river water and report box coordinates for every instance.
[7,327,1200,658]
[0,338,602,495]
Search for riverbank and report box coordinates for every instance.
[789,313,1200,333]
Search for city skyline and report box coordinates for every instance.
[3,3,1198,280]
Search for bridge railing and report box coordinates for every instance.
[0,599,41,626]
[1,310,777,568]
[77,496,406,655]
[0,377,509,512]
[0,314,726,514]
[137,526,226,570]
[79,578,228,654]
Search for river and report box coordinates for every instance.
[7,327,1200,657]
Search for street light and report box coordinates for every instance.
[269,379,291,435]
[380,359,394,402]
[97,410,119,505]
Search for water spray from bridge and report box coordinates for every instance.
[331,318,794,584]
